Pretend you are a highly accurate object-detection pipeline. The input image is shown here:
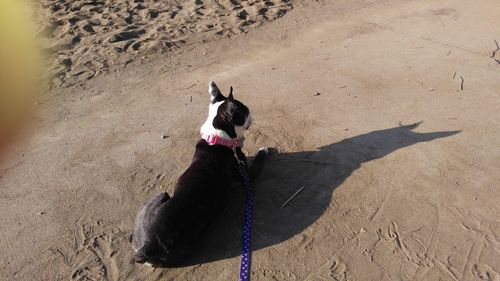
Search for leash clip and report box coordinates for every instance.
[232,147,245,165]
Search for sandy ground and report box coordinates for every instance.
[36,0,293,88]
[2,0,500,280]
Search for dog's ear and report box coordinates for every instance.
[223,100,237,120]
[228,86,234,100]
[209,81,224,103]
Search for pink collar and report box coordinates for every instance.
[202,134,241,149]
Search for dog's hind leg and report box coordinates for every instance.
[134,244,153,264]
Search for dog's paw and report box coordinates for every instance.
[258,147,269,155]
[254,147,269,162]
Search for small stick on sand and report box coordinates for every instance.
[280,186,305,209]
[452,71,457,79]
[459,76,464,91]
[185,83,197,90]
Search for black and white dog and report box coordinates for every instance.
[131,81,268,267]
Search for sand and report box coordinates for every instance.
[1,0,500,280]
[36,0,293,88]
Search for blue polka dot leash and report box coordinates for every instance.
[234,150,253,281]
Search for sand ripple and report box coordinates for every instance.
[37,0,293,87]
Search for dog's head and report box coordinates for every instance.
[200,81,252,140]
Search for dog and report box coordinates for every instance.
[131,81,268,267]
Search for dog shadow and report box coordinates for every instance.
[182,122,460,266]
